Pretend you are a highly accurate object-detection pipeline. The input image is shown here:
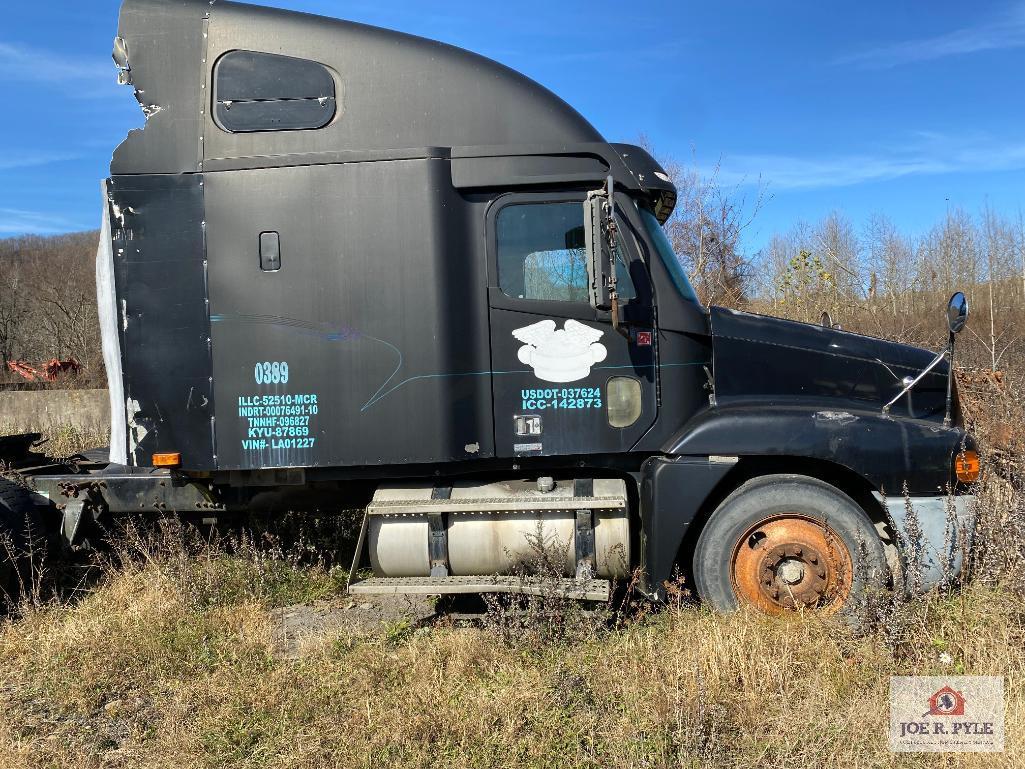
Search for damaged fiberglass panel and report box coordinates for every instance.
[106,175,215,469]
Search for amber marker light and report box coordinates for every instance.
[955,450,980,483]
[152,453,182,468]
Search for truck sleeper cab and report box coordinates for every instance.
[0,0,978,616]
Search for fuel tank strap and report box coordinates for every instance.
[573,478,594,497]
[368,478,627,517]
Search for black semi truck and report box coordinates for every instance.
[0,0,979,614]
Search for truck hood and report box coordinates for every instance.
[709,307,951,421]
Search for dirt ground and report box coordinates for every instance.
[269,595,438,658]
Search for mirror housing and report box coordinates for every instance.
[947,292,969,335]
[584,190,612,311]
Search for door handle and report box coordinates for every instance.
[260,231,281,272]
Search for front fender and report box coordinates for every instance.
[667,402,971,495]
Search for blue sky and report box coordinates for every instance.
[1,0,1023,251]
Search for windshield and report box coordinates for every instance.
[638,206,700,304]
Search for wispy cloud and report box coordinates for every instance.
[835,3,1025,69]
[0,208,89,235]
[488,37,685,66]
[0,152,81,172]
[713,134,1025,191]
[0,42,114,97]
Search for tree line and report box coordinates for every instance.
[660,155,1024,374]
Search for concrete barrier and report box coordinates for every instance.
[0,389,110,437]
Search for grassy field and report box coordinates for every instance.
[0,544,1021,768]
[0,374,1022,769]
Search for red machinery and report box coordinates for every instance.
[5,358,82,382]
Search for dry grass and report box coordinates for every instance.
[0,421,108,461]
[0,551,1021,768]
[37,423,108,460]
[0,486,1022,767]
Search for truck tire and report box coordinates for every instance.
[0,478,43,602]
[693,475,886,616]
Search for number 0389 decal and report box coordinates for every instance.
[255,361,290,385]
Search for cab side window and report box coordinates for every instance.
[214,51,336,133]
[496,201,636,302]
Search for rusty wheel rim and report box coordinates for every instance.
[730,514,853,615]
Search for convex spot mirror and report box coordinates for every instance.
[947,292,969,335]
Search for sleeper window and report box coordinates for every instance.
[496,201,636,302]
[214,50,336,133]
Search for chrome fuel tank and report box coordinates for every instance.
[367,479,630,579]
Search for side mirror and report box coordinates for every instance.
[947,292,969,335]
[887,290,970,424]
[584,191,612,311]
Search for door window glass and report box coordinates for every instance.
[497,201,636,302]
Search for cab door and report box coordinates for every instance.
[487,191,658,458]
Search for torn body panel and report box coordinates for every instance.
[106,174,215,468]
[112,0,603,176]
[110,0,211,174]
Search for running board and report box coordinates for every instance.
[347,576,611,601]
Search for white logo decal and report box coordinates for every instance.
[513,319,608,383]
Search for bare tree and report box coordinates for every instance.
[1018,208,1025,307]
[0,264,32,365]
[0,231,103,386]
[749,205,1025,374]
[964,206,1019,371]
[642,141,767,307]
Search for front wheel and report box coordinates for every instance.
[693,475,886,616]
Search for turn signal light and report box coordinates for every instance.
[955,450,980,483]
[152,452,182,468]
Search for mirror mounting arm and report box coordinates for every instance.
[603,176,629,339]
[883,291,968,423]
[944,331,956,427]
[585,176,628,337]
[882,348,949,415]
[943,291,968,427]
